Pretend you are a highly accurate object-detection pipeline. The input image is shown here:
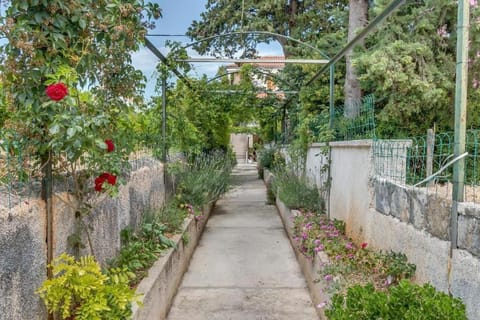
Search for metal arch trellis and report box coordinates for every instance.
[167,30,336,140]
[144,30,337,159]
[156,30,331,60]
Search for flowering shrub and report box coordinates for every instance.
[1,0,161,257]
[291,210,415,293]
[45,83,68,101]
[94,172,117,192]
[105,139,115,153]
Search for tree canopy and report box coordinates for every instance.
[187,0,348,58]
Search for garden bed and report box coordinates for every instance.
[263,169,329,319]
[131,202,215,319]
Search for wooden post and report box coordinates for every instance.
[426,129,435,187]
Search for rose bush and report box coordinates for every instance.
[45,83,68,101]
[94,173,117,192]
[0,0,161,258]
[105,139,115,153]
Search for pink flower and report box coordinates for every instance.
[345,242,354,250]
[45,83,68,101]
[105,139,115,152]
[316,302,327,309]
[324,274,333,281]
[361,242,368,249]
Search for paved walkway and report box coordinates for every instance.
[167,164,318,320]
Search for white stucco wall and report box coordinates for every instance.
[329,140,373,241]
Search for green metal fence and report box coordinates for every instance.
[373,130,480,203]
[332,94,376,141]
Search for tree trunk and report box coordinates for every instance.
[344,0,368,118]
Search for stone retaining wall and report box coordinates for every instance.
[132,202,214,319]
[0,159,166,320]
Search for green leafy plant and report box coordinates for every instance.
[273,168,324,213]
[292,210,415,293]
[110,214,177,285]
[325,280,467,320]
[173,151,234,207]
[157,201,189,234]
[258,147,278,170]
[36,254,139,320]
[378,251,416,284]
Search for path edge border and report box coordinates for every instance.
[263,168,330,320]
[131,202,215,319]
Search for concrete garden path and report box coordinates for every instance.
[167,164,318,320]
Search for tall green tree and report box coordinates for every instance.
[354,0,480,137]
[344,0,369,117]
[187,0,348,58]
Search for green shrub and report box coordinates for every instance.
[259,146,286,167]
[325,280,467,320]
[37,254,139,320]
[173,151,234,207]
[110,213,177,285]
[258,147,277,170]
[158,201,189,233]
[273,168,324,213]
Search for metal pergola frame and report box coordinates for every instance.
[145,1,470,255]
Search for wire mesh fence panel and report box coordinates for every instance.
[373,139,413,185]
[465,130,480,203]
[373,130,480,204]
[333,94,376,141]
[0,130,41,212]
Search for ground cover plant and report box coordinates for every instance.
[290,208,467,318]
[109,210,180,287]
[292,210,415,293]
[325,280,467,320]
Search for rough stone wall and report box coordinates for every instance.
[0,160,165,320]
[458,203,480,257]
[0,200,47,320]
[374,179,452,241]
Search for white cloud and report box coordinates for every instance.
[131,47,160,79]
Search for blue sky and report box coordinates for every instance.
[134,0,283,96]
[0,1,282,96]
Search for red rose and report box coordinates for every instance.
[45,83,68,101]
[361,242,368,249]
[94,172,117,192]
[105,139,115,152]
